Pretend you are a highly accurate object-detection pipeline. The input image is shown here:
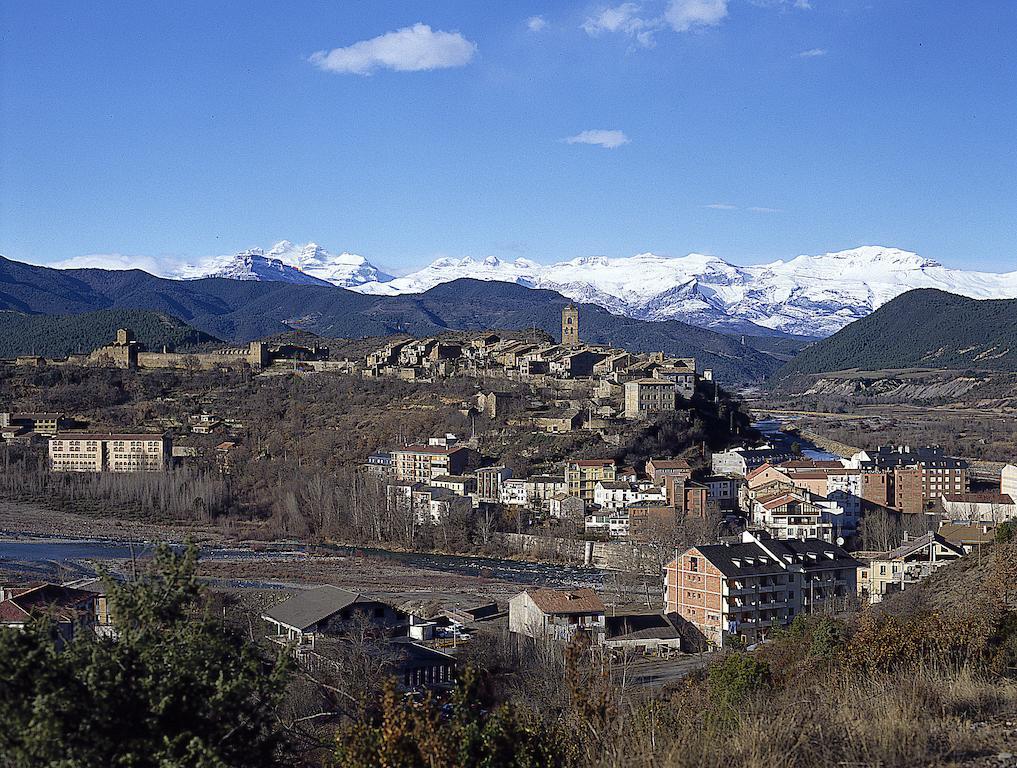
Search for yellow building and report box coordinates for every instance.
[565,459,616,504]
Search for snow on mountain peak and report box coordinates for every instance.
[180,241,1016,337]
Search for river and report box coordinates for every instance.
[0,538,605,590]
[752,418,840,461]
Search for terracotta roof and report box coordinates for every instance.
[525,587,605,615]
[572,459,616,467]
[745,463,780,481]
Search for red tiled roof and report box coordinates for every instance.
[745,463,780,481]
[572,459,616,467]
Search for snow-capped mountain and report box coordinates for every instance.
[354,246,1017,337]
[180,243,1017,338]
[177,241,391,289]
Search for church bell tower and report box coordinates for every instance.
[561,303,579,347]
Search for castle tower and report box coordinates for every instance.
[561,303,579,347]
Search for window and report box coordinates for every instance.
[689,556,699,572]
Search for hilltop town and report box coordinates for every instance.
[2,303,1016,766]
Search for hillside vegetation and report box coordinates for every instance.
[0,309,219,357]
[779,289,1017,377]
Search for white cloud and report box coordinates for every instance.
[748,206,783,213]
[309,23,477,75]
[526,15,548,32]
[582,3,643,34]
[664,0,728,32]
[46,253,182,276]
[703,202,738,210]
[797,47,827,58]
[564,129,630,149]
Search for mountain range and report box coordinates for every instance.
[151,243,1017,338]
[0,255,787,383]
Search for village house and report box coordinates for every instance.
[588,480,667,538]
[712,445,793,477]
[664,531,858,648]
[262,585,407,647]
[499,478,530,507]
[509,587,606,642]
[856,532,965,604]
[646,457,693,486]
[524,475,567,511]
[701,474,740,511]
[0,583,99,644]
[750,487,840,543]
[430,474,476,497]
[937,521,997,553]
[3,412,73,436]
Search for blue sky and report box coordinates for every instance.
[1,0,1015,274]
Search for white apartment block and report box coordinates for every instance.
[49,433,170,473]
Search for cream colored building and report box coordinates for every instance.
[623,378,677,419]
[49,433,171,473]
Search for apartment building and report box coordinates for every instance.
[49,433,171,473]
[623,379,677,419]
[390,444,471,484]
[849,446,968,514]
[5,412,72,436]
[664,530,858,648]
[475,466,512,504]
[566,459,617,504]
[588,481,667,538]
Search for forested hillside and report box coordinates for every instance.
[778,289,1017,377]
[0,309,219,357]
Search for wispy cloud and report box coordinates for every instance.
[526,15,548,32]
[581,3,657,46]
[797,47,827,58]
[583,0,809,44]
[702,203,783,213]
[309,23,477,75]
[564,129,630,149]
[664,0,729,32]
